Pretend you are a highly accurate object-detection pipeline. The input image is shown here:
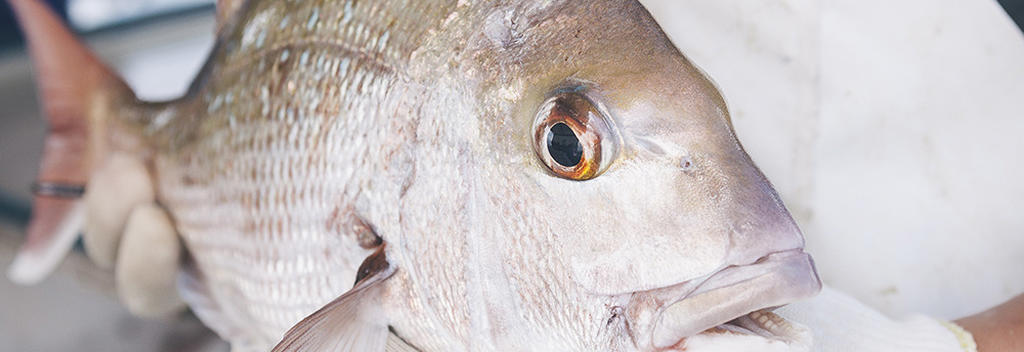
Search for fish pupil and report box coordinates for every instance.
[547,123,582,167]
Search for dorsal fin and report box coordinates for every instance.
[5,0,133,284]
[273,247,396,352]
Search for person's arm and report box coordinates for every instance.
[956,294,1024,351]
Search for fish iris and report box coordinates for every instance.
[547,123,582,167]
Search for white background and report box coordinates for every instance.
[642,0,1024,320]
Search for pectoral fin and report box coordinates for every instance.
[385,330,422,352]
[273,247,396,352]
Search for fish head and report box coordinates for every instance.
[437,0,822,350]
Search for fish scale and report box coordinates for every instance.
[146,1,456,346]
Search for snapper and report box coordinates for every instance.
[7,0,821,350]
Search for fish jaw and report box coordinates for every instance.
[625,249,821,350]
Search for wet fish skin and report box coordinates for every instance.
[149,0,458,346]
[8,0,820,350]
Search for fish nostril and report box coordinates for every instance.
[607,306,624,327]
[679,155,694,172]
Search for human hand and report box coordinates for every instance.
[956,294,1024,352]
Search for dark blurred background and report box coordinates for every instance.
[1001,0,1024,29]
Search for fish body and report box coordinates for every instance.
[7,0,821,351]
[151,1,452,346]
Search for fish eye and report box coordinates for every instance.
[547,122,582,167]
[532,91,618,180]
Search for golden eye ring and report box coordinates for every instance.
[532,91,618,180]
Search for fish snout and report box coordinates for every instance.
[621,151,822,349]
[702,145,810,269]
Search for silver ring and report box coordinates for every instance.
[31,182,86,199]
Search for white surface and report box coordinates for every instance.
[95,12,216,101]
[118,34,212,101]
[777,286,967,352]
[69,0,214,31]
[642,0,1024,320]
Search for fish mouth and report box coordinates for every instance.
[649,249,820,349]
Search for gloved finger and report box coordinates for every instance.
[83,154,154,269]
[116,202,185,317]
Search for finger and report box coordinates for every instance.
[7,198,84,285]
[116,203,185,317]
[83,154,154,269]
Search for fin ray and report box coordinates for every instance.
[273,255,396,352]
[385,330,422,352]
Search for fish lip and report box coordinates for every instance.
[639,249,821,349]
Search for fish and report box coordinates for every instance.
[6,0,821,351]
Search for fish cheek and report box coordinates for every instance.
[556,162,731,295]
